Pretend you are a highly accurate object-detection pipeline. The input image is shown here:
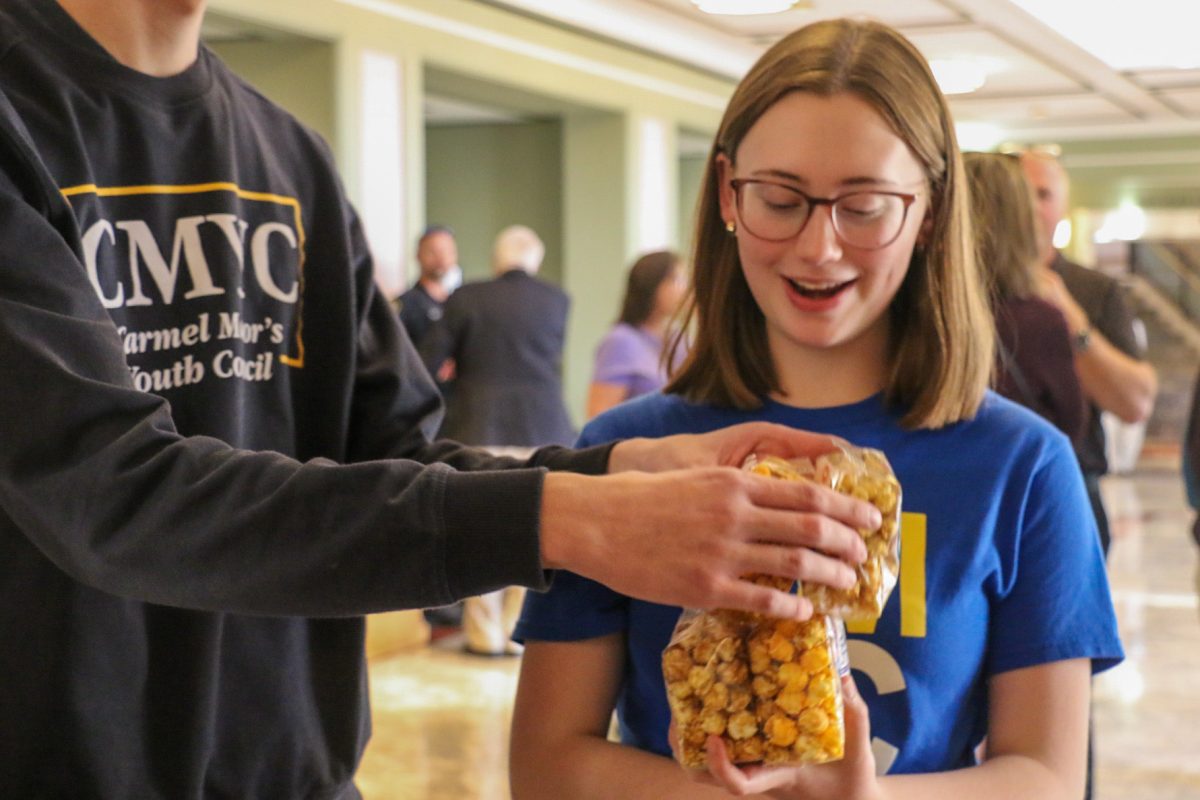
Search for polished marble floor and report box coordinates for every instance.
[357,451,1200,800]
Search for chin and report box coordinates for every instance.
[780,328,850,352]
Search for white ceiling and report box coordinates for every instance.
[482,0,1200,145]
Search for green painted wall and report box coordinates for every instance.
[562,112,629,427]
[677,154,707,260]
[1058,136,1200,210]
[424,121,564,285]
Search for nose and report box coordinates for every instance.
[792,204,842,265]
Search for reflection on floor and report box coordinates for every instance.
[357,455,1200,800]
[357,638,520,800]
[1093,454,1200,800]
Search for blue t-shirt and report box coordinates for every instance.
[515,391,1124,775]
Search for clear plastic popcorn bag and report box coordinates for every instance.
[746,447,902,622]
[662,442,901,769]
[664,610,849,768]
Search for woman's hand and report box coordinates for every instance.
[692,675,883,800]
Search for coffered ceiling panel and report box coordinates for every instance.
[1158,89,1200,117]
[641,0,962,38]
[482,0,1200,143]
[950,93,1137,125]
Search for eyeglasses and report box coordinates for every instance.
[730,178,921,250]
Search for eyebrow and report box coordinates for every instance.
[748,168,910,189]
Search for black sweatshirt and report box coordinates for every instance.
[0,1,608,795]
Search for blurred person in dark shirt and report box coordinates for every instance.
[1021,149,1158,555]
[965,151,1086,444]
[419,224,576,654]
[397,223,460,349]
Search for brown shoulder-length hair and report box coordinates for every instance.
[963,152,1043,301]
[665,18,993,430]
[619,250,680,327]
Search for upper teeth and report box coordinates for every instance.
[791,279,843,290]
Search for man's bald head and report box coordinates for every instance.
[1019,151,1070,263]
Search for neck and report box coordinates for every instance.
[768,322,889,409]
[419,277,449,303]
[57,0,205,77]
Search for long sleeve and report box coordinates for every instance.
[0,12,608,792]
[0,107,609,616]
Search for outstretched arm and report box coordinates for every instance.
[540,465,870,618]
[549,423,876,617]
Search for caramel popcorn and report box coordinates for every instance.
[748,448,902,622]
[663,612,846,769]
[662,443,897,770]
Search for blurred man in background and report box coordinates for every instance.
[397,223,462,349]
[420,225,576,654]
[1021,150,1158,555]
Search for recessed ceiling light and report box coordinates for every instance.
[929,56,1006,96]
[955,121,1004,152]
[930,59,987,95]
[692,0,804,15]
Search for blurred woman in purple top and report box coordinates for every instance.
[586,250,689,418]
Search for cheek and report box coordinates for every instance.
[736,241,776,287]
[736,236,788,273]
[875,253,915,303]
[856,240,915,299]
[736,241,796,315]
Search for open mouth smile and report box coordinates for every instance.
[785,277,856,299]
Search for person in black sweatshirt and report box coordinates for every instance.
[0,1,879,796]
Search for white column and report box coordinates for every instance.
[561,112,628,425]
[627,114,678,257]
[355,49,407,300]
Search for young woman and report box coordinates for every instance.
[964,152,1086,445]
[587,250,688,419]
[511,18,1122,800]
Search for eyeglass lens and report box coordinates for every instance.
[738,182,908,249]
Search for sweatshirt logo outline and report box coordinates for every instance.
[61,181,307,368]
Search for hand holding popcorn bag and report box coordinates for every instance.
[662,442,901,769]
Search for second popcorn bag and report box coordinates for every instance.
[663,444,902,769]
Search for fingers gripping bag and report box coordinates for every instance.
[748,447,902,622]
[661,443,901,769]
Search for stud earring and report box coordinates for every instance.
[725,220,736,234]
